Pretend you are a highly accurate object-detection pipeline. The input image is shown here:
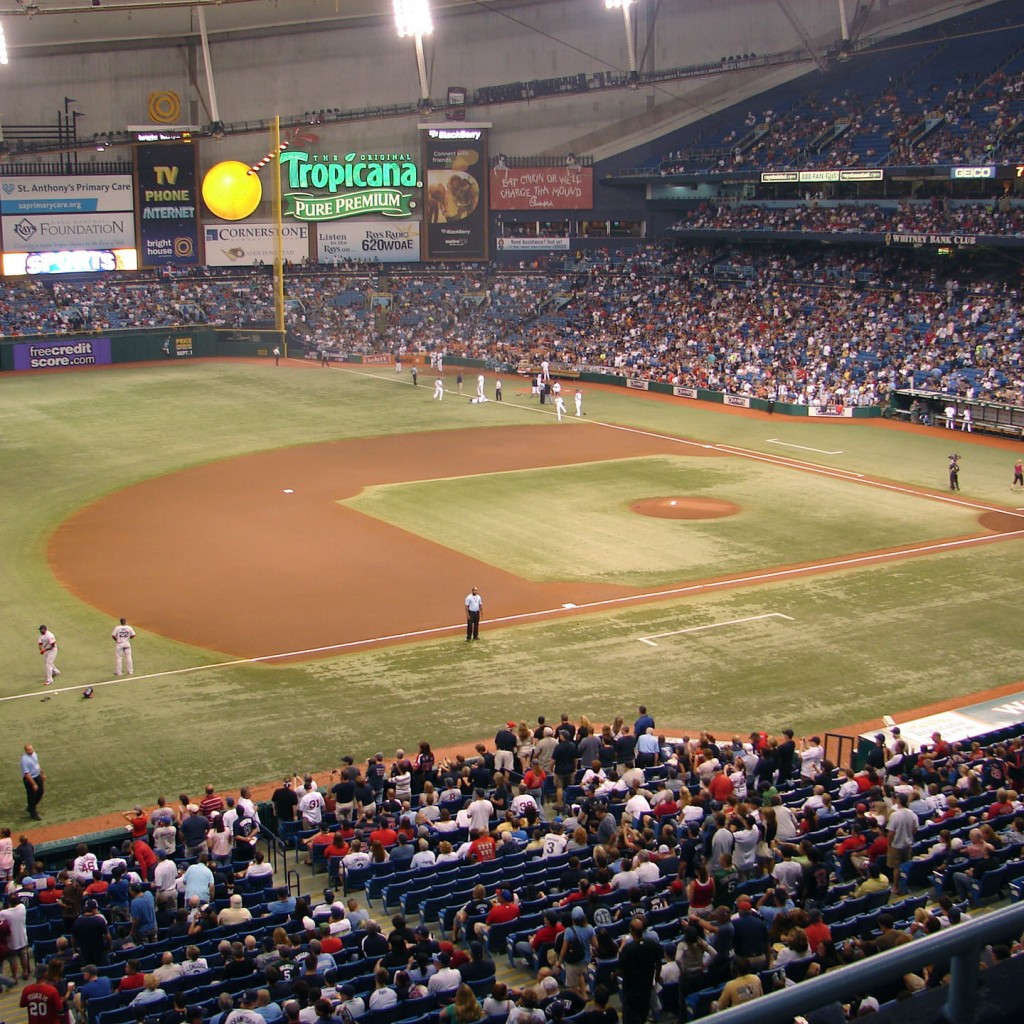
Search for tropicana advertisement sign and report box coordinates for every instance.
[280,150,420,222]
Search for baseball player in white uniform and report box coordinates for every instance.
[433,376,444,400]
[476,374,485,400]
[574,389,583,416]
[112,617,136,676]
[38,625,60,686]
[554,395,566,422]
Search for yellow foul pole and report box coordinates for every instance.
[272,116,286,354]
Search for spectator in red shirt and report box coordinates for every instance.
[803,908,832,953]
[930,732,951,759]
[523,762,547,802]
[558,879,591,907]
[369,820,398,848]
[707,771,734,805]
[514,910,564,967]
[198,786,225,820]
[117,959,146,993]
[833,824,867,880]
[132,839,157,882]
[932,796,962,824]
[466,830,497,864]
[862,830,889,870]
[474,889,519,945]
[122,808,149,841]
[652,791,680,820]
[486,890,520,925]
[985,790,1015,821]
[300,824,337,866]
[20,964,66,1024]
[37,877,63,905]
[83,872,109,898]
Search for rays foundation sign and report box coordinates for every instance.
[280,151,420,222]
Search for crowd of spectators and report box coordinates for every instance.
[656,61,1024,175]
[3,708,1024,1024]
[2,242,1024,408]
[670,200,1024,238]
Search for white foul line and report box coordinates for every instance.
[343,364,1024,523]
[767,438,843,455]
[637,612,795,646]
[12,366,1017,705]
[9,526,1023,704]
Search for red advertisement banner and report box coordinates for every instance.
[490,166,594,210]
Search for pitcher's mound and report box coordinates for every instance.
[630,496,740,520]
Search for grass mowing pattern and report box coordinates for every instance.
[0,361,1022,824]
[344,455,983,586]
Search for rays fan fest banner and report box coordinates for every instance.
[421,126,488,260]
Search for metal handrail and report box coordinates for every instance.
[715,901,1024,1024]
[254,822,291,880]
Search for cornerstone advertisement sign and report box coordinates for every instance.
[12,337,112,371]
[316,221,420,262]
[490,166,593,210]
[0,175,134,215]
[421,126,488,260]
[204,222,309,266]
[280,150,420,222]
[136,142,200,266]
[1,212,135,251]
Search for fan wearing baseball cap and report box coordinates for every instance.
[470,888,520,946]
[731,897,770,971]
[71,898,111,967]
[494,721,518,774]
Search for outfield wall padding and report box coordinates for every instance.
[0,327,285,371]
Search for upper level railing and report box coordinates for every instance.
[716,901,1024,1024]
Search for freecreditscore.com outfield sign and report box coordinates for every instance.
[280,151,420,221]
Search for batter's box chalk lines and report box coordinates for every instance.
[767,439,844,455]
[638,612,795,647]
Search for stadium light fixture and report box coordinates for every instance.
[394,0,433,39]
[605,0,639,86]
[394,0,434,113]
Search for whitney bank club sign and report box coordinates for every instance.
[280,150,420,221]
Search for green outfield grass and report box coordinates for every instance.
[1,359,1022,825]
[344,455,982,587]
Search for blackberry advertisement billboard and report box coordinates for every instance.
[422,126,488,260]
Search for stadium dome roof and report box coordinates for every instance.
[1,0,526,51]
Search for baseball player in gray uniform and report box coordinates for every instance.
[38,625,60,686]
[112,617,136,676]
